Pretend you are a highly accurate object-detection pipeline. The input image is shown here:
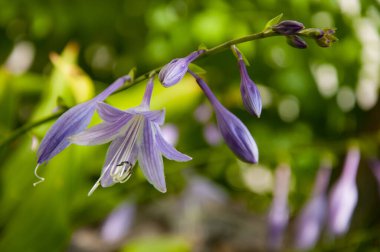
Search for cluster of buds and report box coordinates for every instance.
[159,47,262,164]
[272,20,337,49]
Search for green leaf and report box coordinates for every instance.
[263,13,283,31]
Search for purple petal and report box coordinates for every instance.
[37,101,96,164]
[141,77,154,108]
[97,102,126,122]
[69,114,133,145]
[138,120,166,192]
[139,110,165,125]
[99,116,143,187]
[154,125,192,162]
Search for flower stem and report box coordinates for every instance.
[0,29,303,148]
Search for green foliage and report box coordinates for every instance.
[0,0,379,251]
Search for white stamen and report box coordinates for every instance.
[88,180,101,196]
[33,164,45,186]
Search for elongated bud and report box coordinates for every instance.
[294,163,332,250]
[159,50,205,87]
[232,46,262,117]
[328,146,360,236]
[188,70,259,163]
[272,20,305,35]
[267,164,291,251]
[286,35,308,49]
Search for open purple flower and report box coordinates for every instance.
[158,50,205,87]
[188,70,258,163]
[34,75,130,185]
[70,78,191,195]
[294,163,331,250]
[328,147,360,236]
[232,46,262,117]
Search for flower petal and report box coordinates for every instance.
[154,125,191,162]
[69,114,133,145]
[99,116,144,187]
[140,110,165,125]
[94,75,130,102]
[138,120,166,192]
[37,101,96,164]
[97,102,127,122]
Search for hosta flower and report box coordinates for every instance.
[232,46,262,117]
[34,75,130,185]
[158,50,205,87]
[294,163,332,250]
[267,164,291,251]
[328,147,360,236]
[188,70,258,163]
[70,78,191,195]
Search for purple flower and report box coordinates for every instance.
[158,50,205,87]
[272,20,305,35]
[267,164,291,251]
[294,163,332,250]
[232,46,262,117]
[188,70,258,163]
[34,75,130,185]
[328,147,360,236]
[70,78,191,195]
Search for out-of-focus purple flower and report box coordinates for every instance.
[194,103,212,124]
[286,35,308,49]
[101,202,136,244]
[188,70,259,163]
[34,75,130,185]
[369,159,380,195]
[272,20,305,35]
[328,147,360,236]
[267,164,291,251]
[294,163,332,250]
[160,123,179,146]
[70,78,191,195]
[203,123,222,146]
[158,50,205,87]
[232,46,262,117]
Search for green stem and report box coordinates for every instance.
[0,30,284,148]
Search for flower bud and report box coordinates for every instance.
[159,50,205,87]
[232,46,262,117]
[188,70,259,163]
[315,29,338,48]
[286,35,308,49]
[328,147,360,236]
[272,20,305,35]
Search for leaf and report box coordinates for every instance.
[263,13,283,31]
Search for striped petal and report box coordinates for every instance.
[69,114,133,145]
[138,120,166,192]
[37,101,96,164]
[154,125,191,162]
[97,102,128,122]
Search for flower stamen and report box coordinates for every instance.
[33,164,45,187]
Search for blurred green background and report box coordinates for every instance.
[0,0,379,251]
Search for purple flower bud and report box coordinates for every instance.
[272,20,305,35]
[294,163,332,250]
[188,70,259,163]
[232,46,262,117]
[286,35,308,49]
[328,147,360,236]
[158,50,205,87]
[267,164,291,251]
